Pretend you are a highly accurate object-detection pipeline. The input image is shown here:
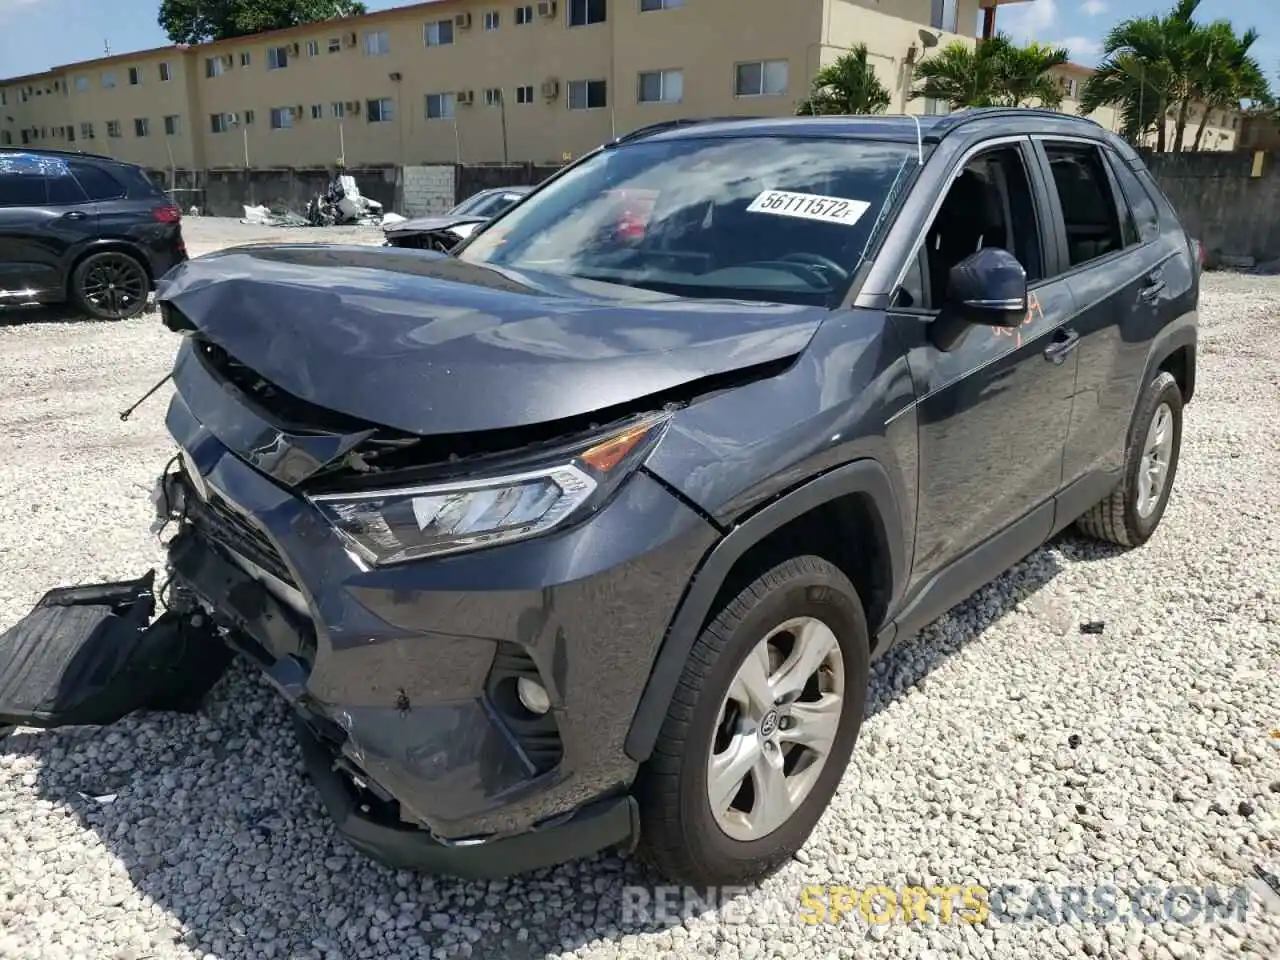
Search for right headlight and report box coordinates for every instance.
[308,412,669,565]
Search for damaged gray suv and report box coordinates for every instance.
[0,110,1198,887]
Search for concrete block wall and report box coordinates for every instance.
[402,165,457,217]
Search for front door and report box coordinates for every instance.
[889,139,1080,595]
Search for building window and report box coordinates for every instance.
[426,92,457,119]
[75,76,89,92]
[206,57,225,78]
[270,107,294,129]
[638,68,683,103]
[159,62,171,81]
[923,97,950,115]
[484,87,502,106]
[734,59,788,97]
[210,114,229,133]
[367,97,394,121]
[66,127,75,142]
[163,115,181,135]
[425,19,454,46]
[365,30,390,55]
[244,109,255,124]
[128,67,142,85]
[930,0,958,34]
[267,47,288,69]
[80,122,94,138]
[567,78,607,109]
[640,0,684,8]
[311,103,324,119]
[106,120,122,137]
[102,72,117,89]
[328,37,342,52]
[307,40,320,56]
[568,0,606,26]
[515,4,533,24]
[484,10,499,29]
[0,132,9,145]
[238,51,250,66]
[331,101,346,118]
[134,118,150,137]
[515,84,534,104]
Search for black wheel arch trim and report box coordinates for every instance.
[1142,310,1197,406]
[623,457,905,763]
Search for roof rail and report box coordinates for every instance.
[0,145,113,161]
[610,116,765,145]
[932,106,1108,134]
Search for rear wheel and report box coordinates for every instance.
[634,555,870,886]
[71,251,150,321]
[1075,370,1184,547]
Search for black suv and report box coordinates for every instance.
[0,148,186,320]
[0,110,1197,887]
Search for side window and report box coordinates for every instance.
[0,171,46,207]
[47,169,88,204]
[1042,144,1124,268]
[1109,157,1160,244]
[69,162,126,201]
[912,145,1043,310]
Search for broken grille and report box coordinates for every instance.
[188,489,298,590]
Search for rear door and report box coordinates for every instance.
[1030,136,1175,497]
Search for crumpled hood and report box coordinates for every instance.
[155,244,826,436]
[383,214,487,236]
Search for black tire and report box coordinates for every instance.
[71,251,150,321]
[634,555,870,887]
[1075,370,1184,547]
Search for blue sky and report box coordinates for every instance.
[0,0,1276,79]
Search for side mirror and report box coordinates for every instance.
[945,247,1027,328]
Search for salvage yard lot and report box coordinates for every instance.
[0,219,1277,960]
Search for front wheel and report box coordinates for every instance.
[71,251,150,321]
[634,555,870,887]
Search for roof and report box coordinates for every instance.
[625,109,1112,146]
[0,146,136,167]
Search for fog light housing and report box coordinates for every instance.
[516,677,551,715]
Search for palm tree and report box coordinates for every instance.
[1187,23,1270,150]
[910,34,1068,111]
[910,39,1003,110]
[797,46,892,115]
[1083,0,1268,152]
[991,38,1070,108]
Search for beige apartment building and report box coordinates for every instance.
[0,0,1237,174]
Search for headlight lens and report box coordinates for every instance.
[309,413,668,565]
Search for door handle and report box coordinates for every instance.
[1139,280,1166,302]
[1043,328,1080,364]
[60,211,88,221]
[1139,269,1166,302]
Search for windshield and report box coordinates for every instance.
[457,136,915,307]
[451,190,525,219]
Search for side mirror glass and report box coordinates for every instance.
[945,247,1027,328]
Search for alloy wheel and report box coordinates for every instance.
[707,616,845,842]
[1136,402,1174,518]
[81,255,147,319]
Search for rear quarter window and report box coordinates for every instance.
[69,162,127,201]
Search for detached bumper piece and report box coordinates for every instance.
[295,718,639,880]
[0,571,232,729]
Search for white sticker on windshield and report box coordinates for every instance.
[746,190,871,227]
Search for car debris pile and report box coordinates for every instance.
[239,173,392,228]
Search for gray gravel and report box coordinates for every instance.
[1,227,1277,959]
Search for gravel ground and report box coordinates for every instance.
[0,226,1277,960]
